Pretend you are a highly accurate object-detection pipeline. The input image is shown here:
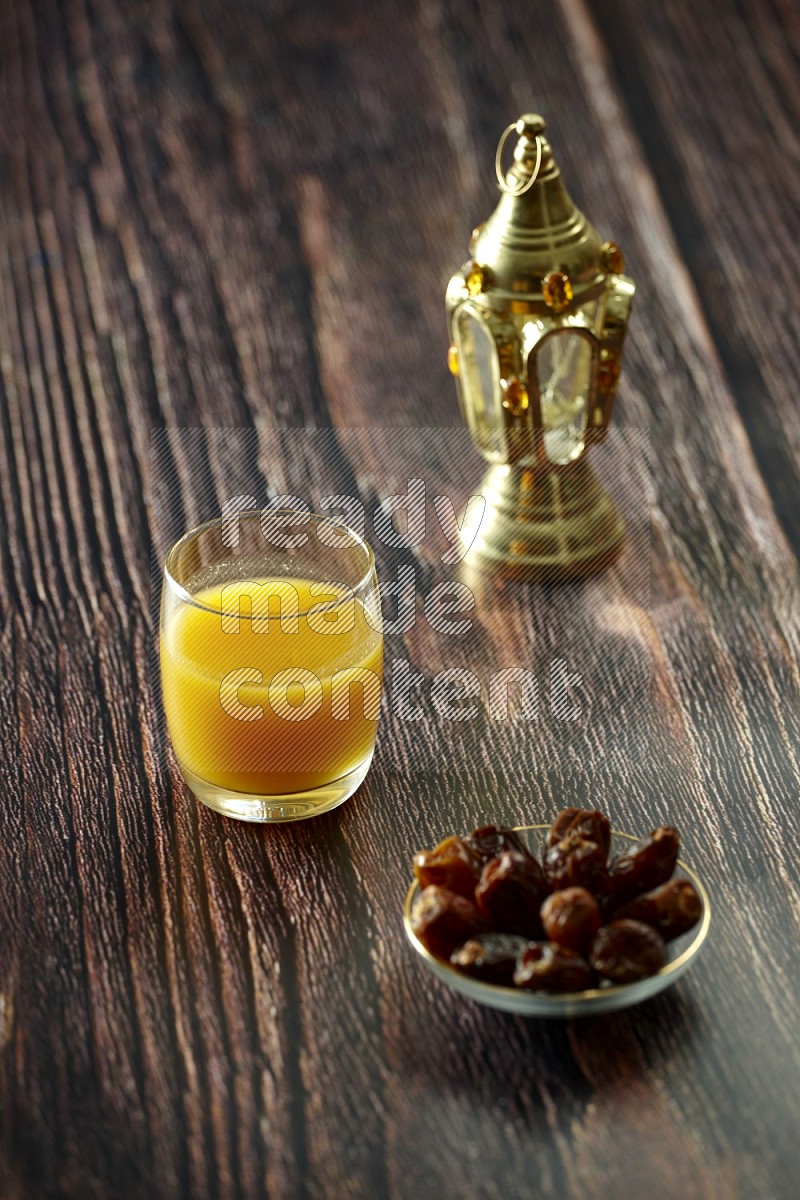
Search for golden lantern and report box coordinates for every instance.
[446,114,636,580]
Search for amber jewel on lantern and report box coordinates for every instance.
[601,241,625,275]
[465,261,489,296]
[542,271,573,312]
[598,347,621,391]
[500,376,529,415]
[447,344,460,376]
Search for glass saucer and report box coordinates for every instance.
[404,825,711,1018]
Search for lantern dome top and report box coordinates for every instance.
[463,114,621,310]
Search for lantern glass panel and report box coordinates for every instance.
[455,308,504,461]
[535,324,597,466]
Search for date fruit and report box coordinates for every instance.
[514,942,595,993]
[540,887,602,954]
[547,808,611,859]
[609,826,680,904]
[544,832,611,896]
[589,919,666,983]
[450,933,530,986]
[615,878,702,941]
[465,824,532,866]
[475,850,547,937]
[411,886,487,959]
[413,835,481,899]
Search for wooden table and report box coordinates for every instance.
[2,1,799,1197]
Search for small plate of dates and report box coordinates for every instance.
[404,809,710,1017]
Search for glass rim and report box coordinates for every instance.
[162,507,377,619]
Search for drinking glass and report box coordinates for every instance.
[160,509,383,821]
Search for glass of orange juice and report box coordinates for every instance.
[160,509,383,822]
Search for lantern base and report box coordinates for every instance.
[458,459,624,583]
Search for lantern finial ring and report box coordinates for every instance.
[495,123,542,196]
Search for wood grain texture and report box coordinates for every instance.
[1,1,799,1198]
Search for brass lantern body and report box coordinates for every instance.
[446,115,635,581]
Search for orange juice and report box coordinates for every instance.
[161,578,383,796]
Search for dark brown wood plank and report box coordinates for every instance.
[588,0,800,555]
